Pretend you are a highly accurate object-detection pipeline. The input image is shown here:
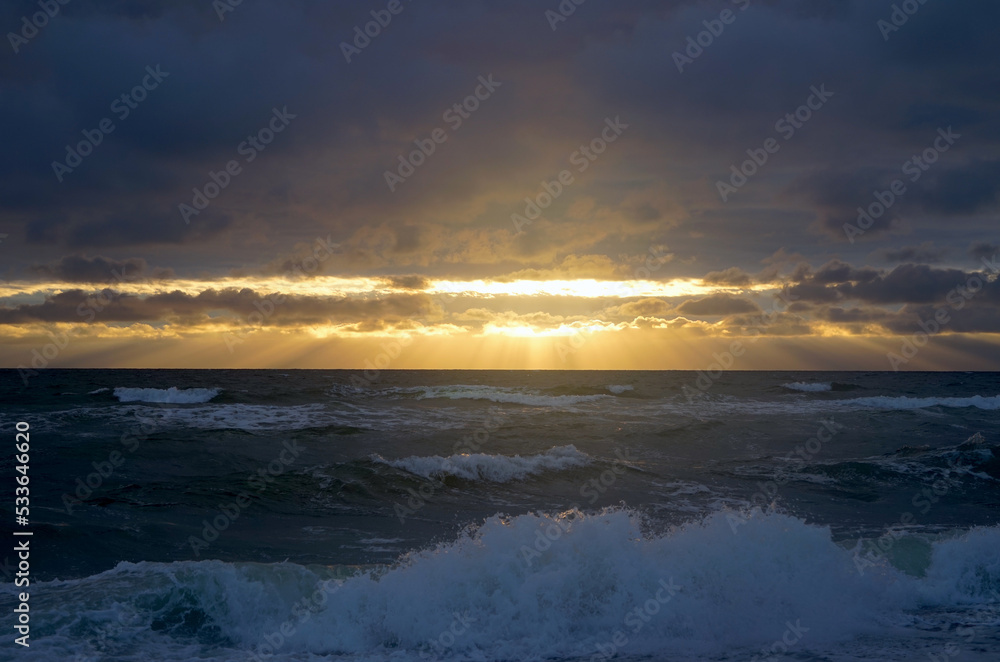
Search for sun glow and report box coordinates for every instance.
[1,276,771,302]
[482,320,620,338]
[426,278,737,299]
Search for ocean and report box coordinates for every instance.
[1,369,998,661]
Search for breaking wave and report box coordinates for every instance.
[12,509,999,661]
[372,444,591,482]
[113,386,222,404]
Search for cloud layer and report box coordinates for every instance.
[1,0,999,369]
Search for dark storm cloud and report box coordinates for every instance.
[784,281,842,304]
[844,264,988,305]
[789,159,1000,241]
[26,254,173,282]
[880,303,1000,335]
[722,311,811,337]
[910,160,1000,216]
[817,305,893,325]
[784,167,905,240]
[0,288,430,325]
[968,241,1000,261]
[386,275,431,290]
[786,262,1000,306]
[781,260,876,302]
[702,267,753,287]
[0,0,998,284]
[812,301,1000,336]
[676,294,758,316]
[809,260,880,285]
[873,242,949,265]
[612,298,674,318]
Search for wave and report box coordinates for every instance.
[783,381,833,392]
[876,433,1000,482]
[113,386,221,404]
[116,403,381,433]
[686,393,1000,417]
[848,394,1000,411]
[394,384,612,407]
[733,433,999,489]
[32,400,486,435]
[11,509,999,661]
[536,384,636,397]
[782,381,862,393]
[87,387,111,395]
[372,444,591,482]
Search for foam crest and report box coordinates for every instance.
[397,384,610,406]
[121,402,335,431]
[783,381,833,392]
[919,527,1000,604]
[113,386,221,404]
[281,510,991,660]
[372,444,591,482]
[18,510,998,661]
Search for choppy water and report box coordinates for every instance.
[1,370,998,661]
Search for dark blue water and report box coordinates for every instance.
[1,370,998,661]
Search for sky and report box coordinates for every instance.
[1,0,999,371]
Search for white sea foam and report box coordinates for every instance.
[917,526,1000,604]
[395,384,611,407]
[87,387,110,395]
[373,444,590,482]
[607,384,634,394]
[783,381,833,392]
[11,510,999,661]
[867,434,999,483]
[121,403,467,433]
[113,386,221,404]
[30,400,481,435]
[122,403,342,431]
